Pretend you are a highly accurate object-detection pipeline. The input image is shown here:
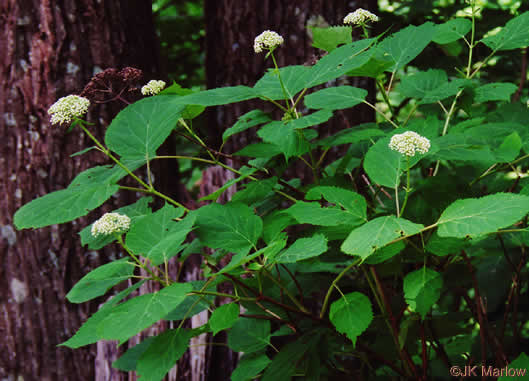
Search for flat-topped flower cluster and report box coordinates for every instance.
[389,131,431,157]
[141,80,166,96]
[254,30,284,53]
[343,9,379,25]
[48,95,90,125]
[91,212,131,237]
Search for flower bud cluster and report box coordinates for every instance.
[254,30,284,53]
[343,9,380,25]
[141,80,166,96]
[389,131,431,157]
[91,212,131,237]
[47,95,90,125]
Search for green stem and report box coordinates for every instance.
[376,79,395,119]
[363,100,399,129]
[270,50,292,108]
[191,290,254,302]
[320,259,361,318]
[399,157,411,217]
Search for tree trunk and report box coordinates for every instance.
[0,1,158,380]
[202,1,377,380]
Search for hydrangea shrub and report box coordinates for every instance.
[14,3,529,379]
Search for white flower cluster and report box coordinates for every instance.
[254,30,284,53]
[343,9,380,25]
[141,80,166,96]
[389,131,431,157]
[91,212,131,237]
[47,95,90,125]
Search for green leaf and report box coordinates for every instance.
[97,282,192,344]
[161,82,205,119]
[433,19,472,44]
[105,96,186,159]
[14,183,119,229]
[228,317,271,353]
[365,241,406,264]
[136,329,194,381]
[223,110,272,142]
[437,193,529,238]
[305,186,368,226]
[231,353,271,381]
[288,110,334,129]
[426,232,470,256]
[304,86,367,110]
[378,22,436,71]
[431,134,496,163]
[126,204,190,266]
[329,292,373,346]
[232,177,277,205]
[285,201,364,227]
[317,125,384,148]
[398,69,469,104]
[209,303,240,336]
[177,86,258,106]
[194,202,263,255]
[164,280,216,320]
[263,212,296,244]
[80,197,152,250]
[306,38,375,87]
[495,132,522,162]
[254,66,311,100]
[482,11,529,51]
[341,216,424,260]
[66,258,135,303]
[257,121,310,160]
[474,82,517,103]
[217,240,286,275]
[403,267,443,319]
[112,336,156,371]
[363,135,425,188]
[275,234,328,264]
[498,352,529,380]
[234,143,282,158]
[311,26,352,52]
[60,281,146,348]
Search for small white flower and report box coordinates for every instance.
[343,9,379,25]
[47,95,90,125]
[389,131,430,157]
[254,30,284,53]
[141,80,166,96]
[91,212,131,237]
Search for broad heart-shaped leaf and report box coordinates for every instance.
[482,11,529,51]
[66,258,135,303]
[305,38,375,87]
[363,135,425,188]
[437,193,529,238]
[231,353,271,381]
[431,134,496,164]
[194,202,263,255]
[474,82,517,103]
[433,18,472,44]
[329,292,373,347]
[253,65,311,100]
[112,336,156,371]
[14,183,119,229]
[257,121,311,160]
[105,96,186,159]
[222,110,271,142]
[285,201,365,227]
[160,82,204,120]
[97,282,192,344]
[275,234,328,264]
[227,317,271,353]
[305,186,368,226]
[498,353,529,381]
[304,86,367,110]
[80,197,153,250]
[341,216,424,260]
[378,22,436,71]
[403,267,443,319]
[60,281,145,348]
[310,25,352,52]
[136,329,195,381]
[209,302,240,336]
[495,132,522,163]
[126,204,190,266]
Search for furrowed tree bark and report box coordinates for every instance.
[0,1,158,380]
[203,1,377,380]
